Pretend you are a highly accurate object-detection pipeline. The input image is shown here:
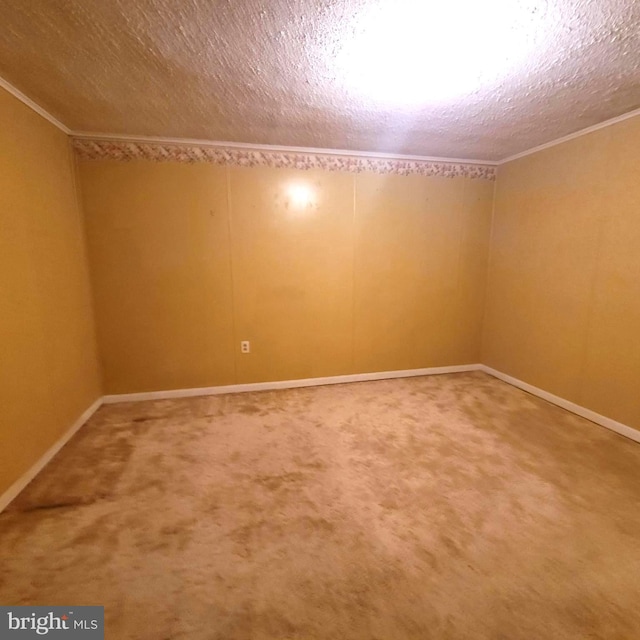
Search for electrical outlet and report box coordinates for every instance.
[240,340,250,354]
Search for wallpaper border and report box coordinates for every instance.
[71,138,496,180]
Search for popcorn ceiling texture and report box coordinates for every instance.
[0,0,639,160]
[71,139,497,179]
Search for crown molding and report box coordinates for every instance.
[4,68,638,169]
[499,106,640,164]
[0,73,70,134]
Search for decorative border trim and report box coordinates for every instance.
[480,366,640,444]
[102,364,482,404]
[71,138,497,180]
[0,397,103,514]
[73,131,498,166]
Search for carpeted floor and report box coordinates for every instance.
[1,372,639,639]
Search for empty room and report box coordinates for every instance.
[1,1,639,638]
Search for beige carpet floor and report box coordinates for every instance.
[1,372,640,639]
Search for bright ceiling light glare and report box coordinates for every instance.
[287,183,316,210]
[334,0,549,106]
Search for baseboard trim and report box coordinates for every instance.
[0,397,103,514]
[102,364,483,404]
[479,365,640,444]
[2,365,637,513]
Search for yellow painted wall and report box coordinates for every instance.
[4,67,638,498]
[78,162,235,393]
[483,114,640,430]
[354,174,493,373]
[78,162,494,392]
[0,87,102,495]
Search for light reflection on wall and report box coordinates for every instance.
[286,182,316,211]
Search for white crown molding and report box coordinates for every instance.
[0,71,495,168]
[102,364,482,403]
[0,73,70,134]
[479,366,640,444]
[0,397,102,514]
[499,106,640,164]
[3,69,640,168]
[71,131,498,167]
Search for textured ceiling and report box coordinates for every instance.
[0,0,639,161]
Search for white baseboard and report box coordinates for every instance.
[3,364,636,514]
[479,365,640,444]
[0,397,103,514]
[102,364,483,404]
